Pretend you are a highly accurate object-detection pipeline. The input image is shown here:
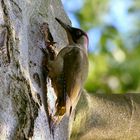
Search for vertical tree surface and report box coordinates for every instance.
[0,0,70,139]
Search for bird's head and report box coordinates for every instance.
[55,18,88,51]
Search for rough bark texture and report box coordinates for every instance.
[1,0,140,140]
[71,91,140,140]
[0,0,70,139]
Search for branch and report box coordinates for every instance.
[71,91,140,140]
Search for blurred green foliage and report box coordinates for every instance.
[76,0,140,93]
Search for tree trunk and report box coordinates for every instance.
[0,0,70,139]
[1,0,140,140]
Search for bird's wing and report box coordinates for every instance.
[54,47,88,116]
[63,47,88,114]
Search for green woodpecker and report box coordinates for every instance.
[43,18,89,124]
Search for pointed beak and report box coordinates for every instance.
[55,18,72,32]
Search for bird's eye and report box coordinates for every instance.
[76,30,82,37]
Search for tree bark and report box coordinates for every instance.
[1,0,140,140]
[0,0,70,139]
[71,91,140,140]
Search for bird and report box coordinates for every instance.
[44,18,89,125]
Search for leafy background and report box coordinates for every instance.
[62,0,140,93]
